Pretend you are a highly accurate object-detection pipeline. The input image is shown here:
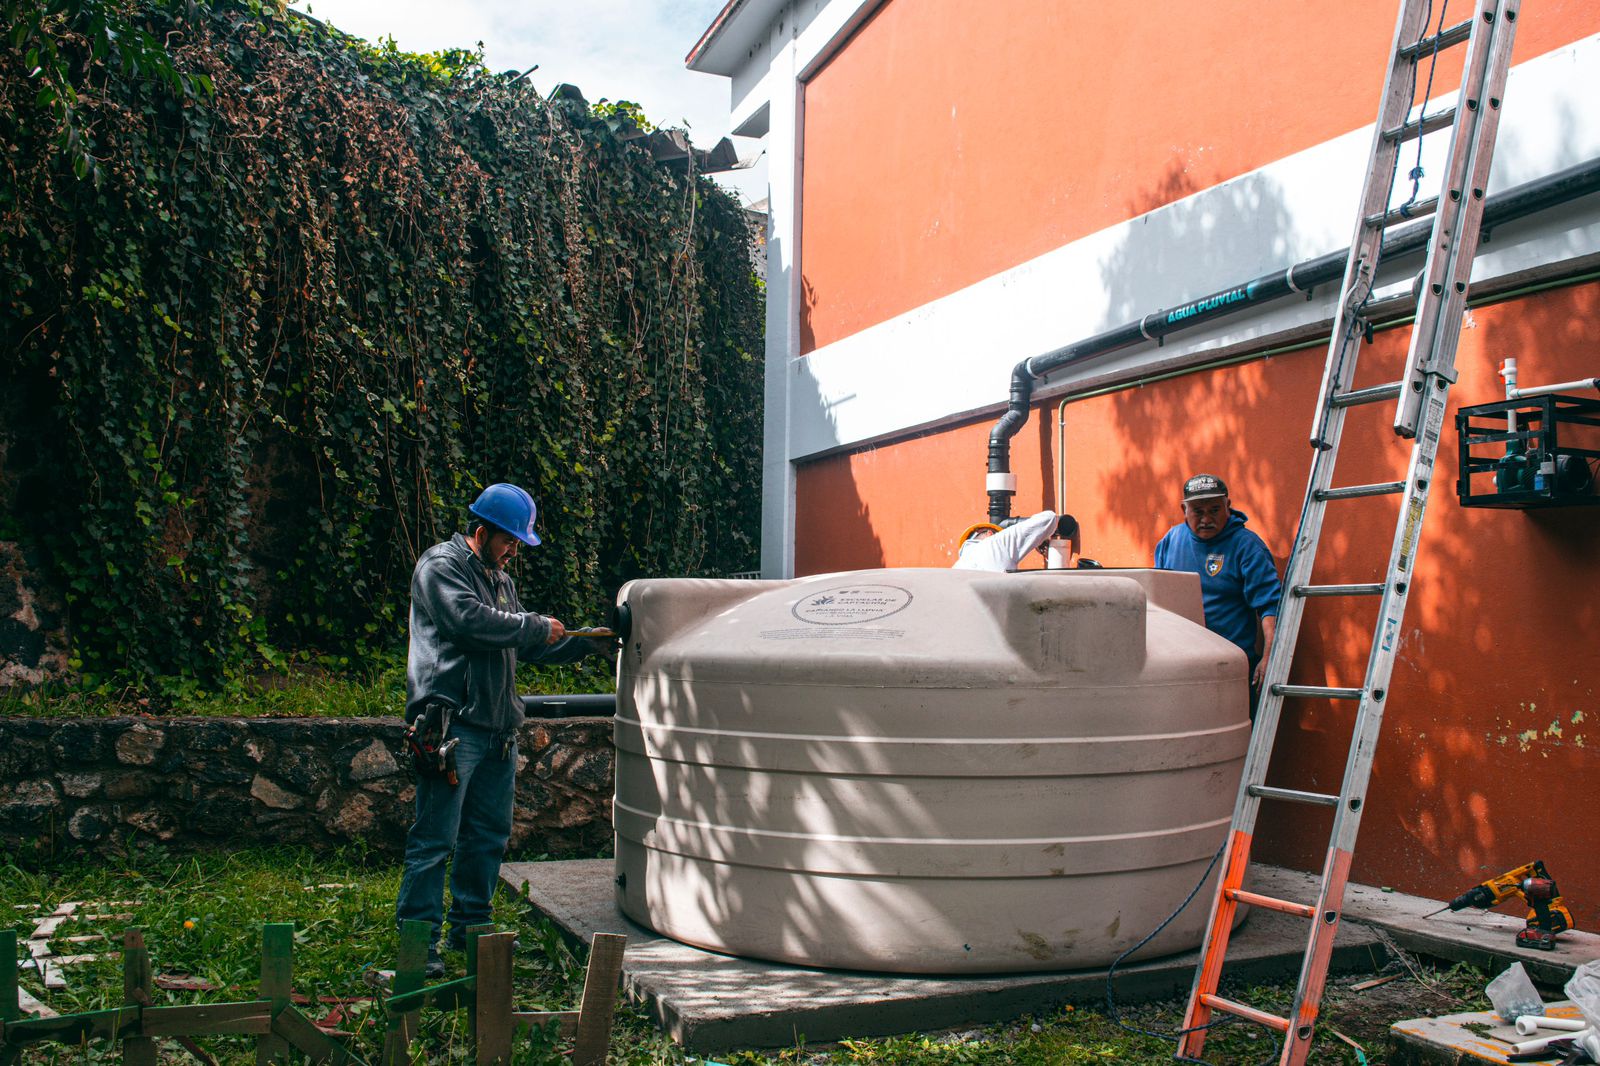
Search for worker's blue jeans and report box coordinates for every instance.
[395,722,516,947]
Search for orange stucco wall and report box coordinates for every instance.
[793,281,1600,923]
[798,0,1600,352]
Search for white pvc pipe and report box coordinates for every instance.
[1045,539,1072,569]
[1500,359,1519,436]
[1511,1025,1594,1055]
[1509,376,1600,399]
[1515,1015,1591,1036]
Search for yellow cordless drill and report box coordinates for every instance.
[1432,860,1576,950]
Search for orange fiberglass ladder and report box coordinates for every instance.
[1177,1,1520,1064]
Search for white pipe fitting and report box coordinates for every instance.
[1511,1025,1594,1056]
[985,472,1018,494]
[1500,357,1519,396]
[1515,1015,1591,1036]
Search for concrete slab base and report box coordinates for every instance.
[500,859,1387,1054]
[1389,1001,1588,1065]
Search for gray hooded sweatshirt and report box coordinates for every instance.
[405,533,592,733]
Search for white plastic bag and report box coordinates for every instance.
[1487,962,1544,1023]
[1565,959,1600,1030]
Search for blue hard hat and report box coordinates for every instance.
[469,483,542,546]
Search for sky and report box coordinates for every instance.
[288,0,767,205]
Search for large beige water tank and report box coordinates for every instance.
[612,567,1248,974]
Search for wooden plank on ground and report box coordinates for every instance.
[122,929,159,1066]
[143,1001,275,1037]
[16,989,56,1020]
[256,923,294,1065]
[512,1010,579,1039]
[571,933,627,1066]
[270,1004,363,1065]
[28,903,79,941]
[381,919,430,1066]
[474,933,514,1065]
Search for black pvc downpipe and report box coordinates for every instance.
[986,360,1037,522]
[983,156,1600,523]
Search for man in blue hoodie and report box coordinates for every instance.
[396,483,602,976]
[1154,474,1282,715]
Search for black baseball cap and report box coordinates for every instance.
[1182,474,1229,502]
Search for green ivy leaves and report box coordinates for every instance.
[0,0,763,693]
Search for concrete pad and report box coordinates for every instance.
[501,859,1386,1054]
[1389,1001,1588,1065]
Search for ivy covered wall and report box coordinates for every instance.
[0,2,764,689]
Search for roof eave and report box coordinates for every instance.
[686,0,786,76]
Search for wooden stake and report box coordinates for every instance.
[572,933,627,1066]
[381,919,430,1066]
[122,929,158,1066]
[463,923,493,1044]
[474,933,514,1066]
[256,923,294,1065]
[0,930,18,1024]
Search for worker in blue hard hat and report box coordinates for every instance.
[396,482,607,977]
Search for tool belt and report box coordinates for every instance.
[404,700,460,786]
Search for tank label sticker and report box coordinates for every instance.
[790,584,913,626]
[759,627,905,641]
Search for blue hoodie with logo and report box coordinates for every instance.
[1154,509,1282,666]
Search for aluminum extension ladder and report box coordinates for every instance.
[1178,2,1519,1063]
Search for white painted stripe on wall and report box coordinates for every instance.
[788,34,1600,463]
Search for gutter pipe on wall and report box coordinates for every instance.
[984,156,1600,524]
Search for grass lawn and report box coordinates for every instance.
[5,847,1493,1065]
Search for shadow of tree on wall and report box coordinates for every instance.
[791,343,887,576]
[1099,159,1301,331]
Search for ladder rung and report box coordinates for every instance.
[1199,994,1292,1034]
[1364,195,1440,229]
[1397,17,1475,60]
[1272,684,1364,701]
[1225,888,1318,919]
[1248,784,1341,807]
[1316,481,1405,501]
[1332,381,1404,408]
[1293,583,1385,597]
[1382,106,1458,144]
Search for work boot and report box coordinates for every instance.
[424,947,446,980]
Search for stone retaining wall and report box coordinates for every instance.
[0,715,614,861]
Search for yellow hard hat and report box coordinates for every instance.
[956,522,1001,546]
